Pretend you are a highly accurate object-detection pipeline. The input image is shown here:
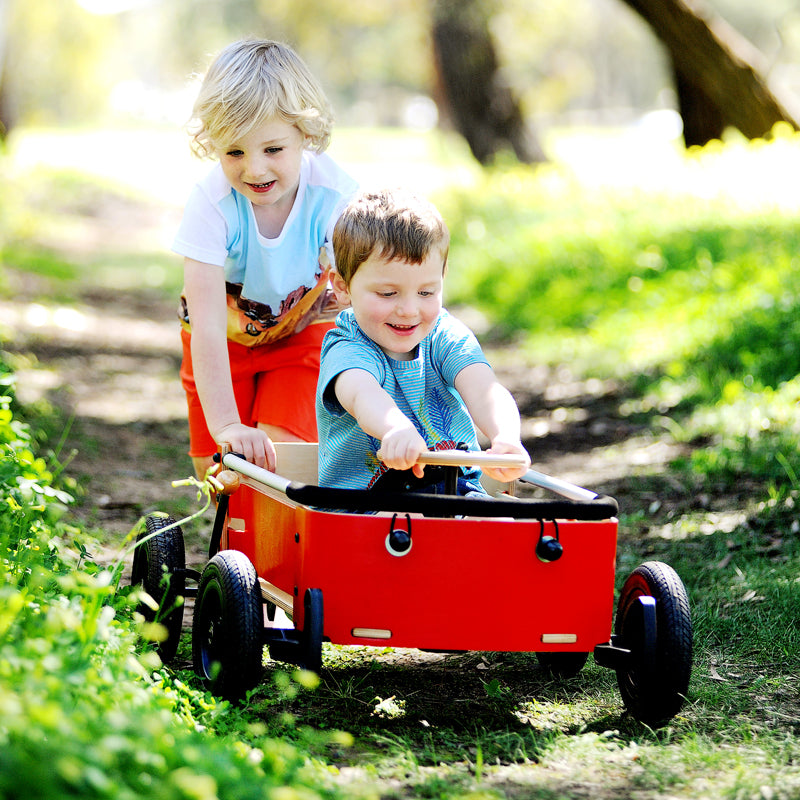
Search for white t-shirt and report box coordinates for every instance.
[173,151,358,346]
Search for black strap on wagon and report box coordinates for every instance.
[283,482,618,520]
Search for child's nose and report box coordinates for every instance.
[396,296,418,316]
[245,152,268,177]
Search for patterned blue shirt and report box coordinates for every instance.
[316,308,490,489]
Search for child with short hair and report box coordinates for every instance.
[173,39,358,478]
[316,187,530,492]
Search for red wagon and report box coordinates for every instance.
[132,444,693,727]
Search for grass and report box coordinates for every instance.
[0,382,354,799]
[2,124,800,798]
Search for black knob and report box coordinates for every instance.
[389,529,411,554]
[536,535,563,562]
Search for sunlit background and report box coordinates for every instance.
[4,0,800,437]
[4,0,800,203]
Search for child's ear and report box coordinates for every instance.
[331,271,351,306]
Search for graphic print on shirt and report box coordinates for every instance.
[415,388,454,443]
[179,247,340,348]
[223,256,337,346]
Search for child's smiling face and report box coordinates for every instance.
[216,118,306,221]
[332,252,445,360]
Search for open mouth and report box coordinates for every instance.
[247,180,276,193]
[388,323,418,333]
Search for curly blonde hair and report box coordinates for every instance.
[188,39,333,158]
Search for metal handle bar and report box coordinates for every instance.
[519,469,599,502]
[221,452,292,493]
[381,449,530,470]
[382,449,598,502]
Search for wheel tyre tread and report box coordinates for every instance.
[132,513,186,662]
[192,550,263,700]
[615,560,693,726]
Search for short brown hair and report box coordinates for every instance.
[333,188,450,285]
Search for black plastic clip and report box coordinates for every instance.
[536,519,563,562]
[386,513,413,556]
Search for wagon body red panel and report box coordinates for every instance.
[226,480,617,653]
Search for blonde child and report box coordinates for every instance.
[316,188,530,493]
[173,39,358,477]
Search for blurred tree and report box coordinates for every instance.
[0,0,9,140]
[3,0,800,160]
[0,0,115,137]
[431,0,546,164]
[620,0,800,145]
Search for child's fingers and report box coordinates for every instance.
[483,464,528,483]
[220,426,276,471]
[378,430,427,472]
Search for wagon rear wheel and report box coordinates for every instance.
[614,561,692,726]
[536,651,589,678]
[131,512,185,662]
[192,550,264,700]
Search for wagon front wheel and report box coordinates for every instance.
[192,550,264,700]
[614,561,692,727]
[131,512,186,662]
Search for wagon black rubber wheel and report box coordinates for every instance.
[614,561,693,727]
[131,512,186,662]
[299,588,324,674]
[192,550,264,701]
[536,651,589,678]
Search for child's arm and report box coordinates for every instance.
[333,368,427,478]
[183,258,277,470]
[454,362,530,482]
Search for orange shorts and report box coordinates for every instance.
[180,322,333,458]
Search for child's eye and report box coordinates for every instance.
[377,291,396,298]
[265,146,283,155]
[418,291,433,297]
[226,149,244,158]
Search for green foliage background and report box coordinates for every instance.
[1,124,800,797]
[440,131,800,492]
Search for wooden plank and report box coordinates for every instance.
[274,441,319,483]
[540,633,578,644]
[258,577,294,614]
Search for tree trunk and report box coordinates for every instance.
[620,0,800,145]
[672,65,724,146]
[431,0,546,165]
